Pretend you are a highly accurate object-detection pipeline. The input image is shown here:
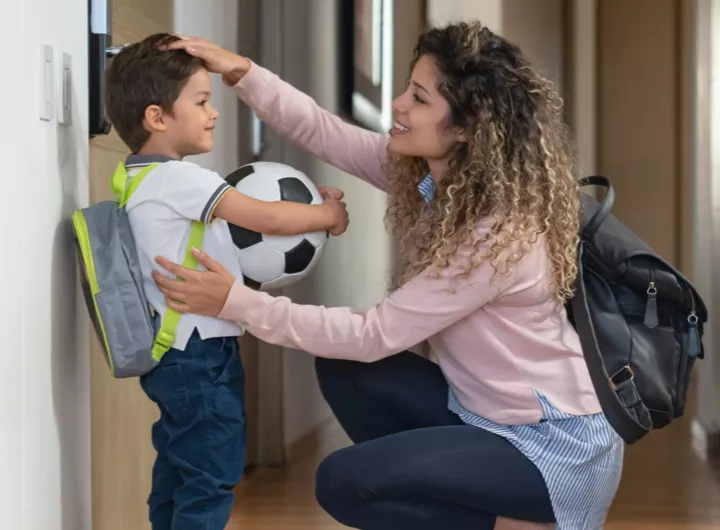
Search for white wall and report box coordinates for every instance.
[174,0,241,176]
[278,0,393,447]
[0,3,26,528]
[0,0,91,528]
[693,0,720,436]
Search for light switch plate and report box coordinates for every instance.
[59,52,72,126]
[40,44,54,121]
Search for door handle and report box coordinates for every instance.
[106,45,128,57]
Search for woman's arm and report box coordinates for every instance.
[233,62,390,192]
[217,259,502,362]
[152,224,526,363]
[163,36,390,192]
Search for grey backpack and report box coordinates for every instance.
[72,162,205,378]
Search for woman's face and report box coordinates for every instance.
[388,55,466,173]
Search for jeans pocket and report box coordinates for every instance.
[209,338,244,387]
[146,364,196,423]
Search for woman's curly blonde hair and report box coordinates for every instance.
[385,21,580,304]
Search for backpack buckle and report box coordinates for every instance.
[609,364,635,389]
[153,330,176,357]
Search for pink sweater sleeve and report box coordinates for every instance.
[218,233,511,362]
[232,62,390,192]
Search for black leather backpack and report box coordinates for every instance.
[566,176,708,445]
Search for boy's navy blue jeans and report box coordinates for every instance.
[140,330,246,530]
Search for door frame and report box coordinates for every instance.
[237,0,287,467]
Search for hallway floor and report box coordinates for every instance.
[228,410,720,529]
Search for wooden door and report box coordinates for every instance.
[89,2,173,529]
[597,0,692,271]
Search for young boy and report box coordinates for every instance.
[104,33,349,530]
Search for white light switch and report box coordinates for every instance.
[40,44,54,121]
[59,52,72,126]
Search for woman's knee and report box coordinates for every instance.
[315,448,367,522]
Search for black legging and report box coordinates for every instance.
[313,352,556,530]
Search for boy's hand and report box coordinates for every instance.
[323,199,349,236]
[318,186,344,201]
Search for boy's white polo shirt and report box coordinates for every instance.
[124,154,244,351]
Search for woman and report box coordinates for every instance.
[156,22,624,529]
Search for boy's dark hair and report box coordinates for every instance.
[105,33,207,152]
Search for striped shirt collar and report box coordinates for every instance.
[125,153,178,168]
[418,174,436,206]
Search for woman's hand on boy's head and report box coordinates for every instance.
[162,35,251,86]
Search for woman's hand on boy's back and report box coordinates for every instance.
[163,35,251,86]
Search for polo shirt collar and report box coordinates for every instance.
[125,153,178,167]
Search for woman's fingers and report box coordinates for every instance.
[191,248,233,279]
[166,36,203,48]
[191,248,217,270]
[152,270,194,301]
[155,256,195,281]
[161,288,188,302]
[152,269,180,290]
[165,297,190,313]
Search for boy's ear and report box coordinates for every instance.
[143,104,168,133]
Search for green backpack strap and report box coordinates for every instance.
[110,161,128,202]
[113,162,160,206]
[152,220,205,361]
[110,160,206,361]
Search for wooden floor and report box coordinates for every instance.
[228,408,720,529]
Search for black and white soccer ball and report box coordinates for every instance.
[225,161,328,291]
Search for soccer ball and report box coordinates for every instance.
[225,161,328,291]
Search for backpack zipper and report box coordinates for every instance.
[687,289,701,357]
[629,252,702,357]
[644,268,658,328]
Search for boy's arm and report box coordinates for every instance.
[212,189,349,236]
[159,162,347,236]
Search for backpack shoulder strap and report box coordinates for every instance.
[571,242,652,444]
[151,220,206,361]
[108,160,206,361]
[113,162,160,207]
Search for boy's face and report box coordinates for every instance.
[163,68,218,157]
